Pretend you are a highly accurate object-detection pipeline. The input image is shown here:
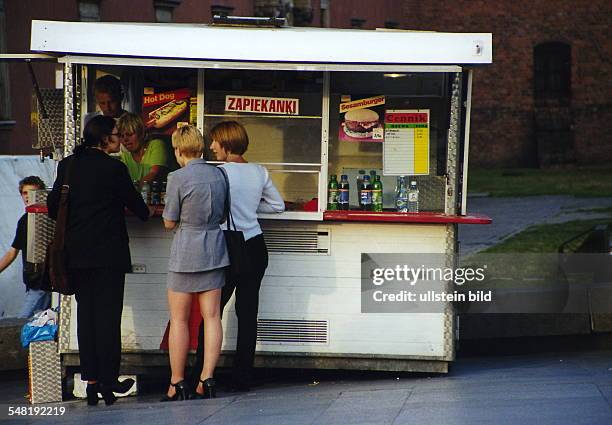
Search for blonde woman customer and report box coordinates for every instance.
[161,125,228,401]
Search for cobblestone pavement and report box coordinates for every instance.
[459,195,612,255]
[2,350,612,424]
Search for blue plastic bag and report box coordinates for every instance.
[20,323,57,348]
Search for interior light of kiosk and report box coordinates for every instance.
[383,73,408,78]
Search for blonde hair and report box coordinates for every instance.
[210,121,249,155]
[116,112,145,139]
[172,125,204,158]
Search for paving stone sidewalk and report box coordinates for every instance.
[459,195,612,255]
[2,350,612,424]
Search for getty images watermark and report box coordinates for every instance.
[361,253,612,314]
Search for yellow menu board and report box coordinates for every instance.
[383,109,430,176]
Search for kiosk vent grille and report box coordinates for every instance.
[263,229,330,255]
[257,319,329,345]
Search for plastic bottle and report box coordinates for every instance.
[327,174,339,211]
[408,180,419,213]
[359,175,372,210]
[151,181,161,205]
[395,176,408,213]
[338,175,350,210]
[372,175,383,212]
[161,181,167,206]
[140,181,151,205]
[356,170,366,205]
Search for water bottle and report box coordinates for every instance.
[338,175,350,210]
[395,176,408,213]
[408,180,419,213]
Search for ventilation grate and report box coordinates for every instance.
[257,319,329,345]
[262,228,330,254]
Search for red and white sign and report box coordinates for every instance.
[225,95,299,115]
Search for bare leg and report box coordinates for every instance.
[167,289,192,396]
[196,288,222,394]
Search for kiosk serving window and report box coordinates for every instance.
[328,72,451,212]
[203,70,324,212]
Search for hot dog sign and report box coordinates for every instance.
[225,95,299,115]
[142,88,192,135]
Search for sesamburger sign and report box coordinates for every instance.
[225,95,300,115]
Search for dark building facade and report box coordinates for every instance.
[1,0,610,167]
[401,0,611,167]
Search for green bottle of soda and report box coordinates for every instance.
[372,175,383,212]
[327,174,339,210]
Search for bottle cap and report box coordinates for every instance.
[358,170,365,174]
[411,181,417,185]
[363,175,370,181]
[330,174,337,179]
[341,174,348,179]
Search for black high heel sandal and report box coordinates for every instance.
[86,383,99,406]
[160,380,189,402]
[98,383,117,406]
[193,378,216,399]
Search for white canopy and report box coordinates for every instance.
[31,20,492,68]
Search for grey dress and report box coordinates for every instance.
[162,159,229,292]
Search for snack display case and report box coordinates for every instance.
[26,20,492,377]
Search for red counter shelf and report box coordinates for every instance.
[323,210,492,225]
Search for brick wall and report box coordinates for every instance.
[402,0,612,167]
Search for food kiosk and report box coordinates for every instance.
[25,19,492,383]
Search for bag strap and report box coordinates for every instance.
[54,156,75,249]
[217,166,237,231]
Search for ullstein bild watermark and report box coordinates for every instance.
[361,253,612,314]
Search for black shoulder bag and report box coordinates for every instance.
[218,167,249,280]
[43,157,76,295]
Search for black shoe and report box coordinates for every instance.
[86,383,99,406]
[160,380,189,402]
[98,383,117,406]
[111,378,135,394]
[193,378,216,399]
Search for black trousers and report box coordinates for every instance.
[72,268,125,385]
[191,234,268,385]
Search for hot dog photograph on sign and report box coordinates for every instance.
[339,95,385,142]
[142,88,192,135]
[225,95,300,115]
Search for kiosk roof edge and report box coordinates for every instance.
[30,20,493,66]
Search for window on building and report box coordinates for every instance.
[0,0,10,121]
[320,0,330,27]
[78,0,100,22]
[211,5,234,19]
[154,1,181,23]
[534,42,571,102]
[385,21,399,29]
[350,18,366,29]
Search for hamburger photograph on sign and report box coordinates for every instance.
[339,95,385,142]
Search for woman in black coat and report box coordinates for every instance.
[47,115,150,406]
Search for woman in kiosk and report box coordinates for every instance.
[161,125,228,401]
[116,112,173,184]
[48,115,150,406]
[192,121,284,392]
